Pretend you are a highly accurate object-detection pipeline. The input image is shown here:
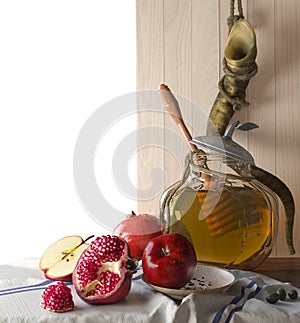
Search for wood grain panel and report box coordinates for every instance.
[163,0,192,188]
[247,1,277,256]
[247,1,276,172]
[136,0,300,258]
[136,0,164,214]
[275,0,300,256]
[191,0,219,137]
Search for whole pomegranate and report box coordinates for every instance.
[113,211,163,260]
[72,235,136,304]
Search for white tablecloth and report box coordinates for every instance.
[0,259,300,323]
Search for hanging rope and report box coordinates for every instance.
[227,0,244,32]
[218,57,258,111]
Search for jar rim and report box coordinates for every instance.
[188,150,253,181]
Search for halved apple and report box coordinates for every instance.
[39,235,90,282]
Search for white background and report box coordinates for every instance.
[0,1,136,264]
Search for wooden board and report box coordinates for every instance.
[164,0,192,189]
[136,0,164,215]
[136,0,300,258]
[275,0,300,256]
[255,257,300,287]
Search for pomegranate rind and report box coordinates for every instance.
[76,271,133,305]
[113,213,163,235]
[73,235,134,304]
[113,213,163,260]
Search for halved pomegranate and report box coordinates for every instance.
[72,235,136,304]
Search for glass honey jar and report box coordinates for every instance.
[160,150,279,269]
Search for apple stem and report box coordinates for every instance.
[161,247,167,256]
[61,235,95,260]
[126,211,136,219]
[83,235,95,244]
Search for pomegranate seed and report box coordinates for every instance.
[41,281,74,313]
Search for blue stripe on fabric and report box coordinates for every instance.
[132,274,142,281]
[0,281,72,297]
[224,285,262,323]
[212,280,257,323]
[0,280,56,293]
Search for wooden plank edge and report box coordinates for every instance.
[254,257,300,271]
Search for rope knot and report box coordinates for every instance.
[218,76,250,111]
[228,0,245,32]
[227,15,240,32]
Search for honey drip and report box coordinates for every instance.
[169,186,272,265]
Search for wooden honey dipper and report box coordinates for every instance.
[159,84,214,189]
[159,84,198,152]
[159,83,262,238]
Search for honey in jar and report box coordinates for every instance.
[160,152,278,269]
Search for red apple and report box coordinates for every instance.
[39,235,93,282]
[113,211,163,260]
[142,233,197,289]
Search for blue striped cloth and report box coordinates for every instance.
[173,270,300,323]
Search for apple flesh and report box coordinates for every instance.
[142,233,197,289]
[39,235,89,282]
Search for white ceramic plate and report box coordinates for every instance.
[142,263,235,300]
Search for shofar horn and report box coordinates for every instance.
[249,165,295,255]
[207,19,257,136]
[207,19,295,254]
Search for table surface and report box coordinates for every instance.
[1,258,300,323]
